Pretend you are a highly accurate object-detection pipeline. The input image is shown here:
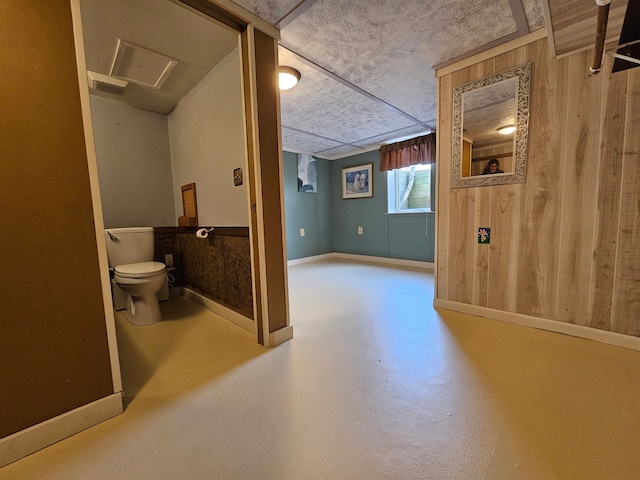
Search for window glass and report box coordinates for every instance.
[388,164,432,212]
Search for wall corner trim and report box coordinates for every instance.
[435,28,547,78]
[0,393,123,468]
[269,325,294,347]
[433,299,640,352]
[183,288,255,334]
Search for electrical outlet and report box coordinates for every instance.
[358,225,363,235]
[165,253,173,265]
[300,228,305,237]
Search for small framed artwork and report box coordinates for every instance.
[297,153,317,193]
[342,163,373,199]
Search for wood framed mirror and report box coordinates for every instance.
[451,63,531,188]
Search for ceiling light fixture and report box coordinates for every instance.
[279,66,301,90]
[497,125,516,135]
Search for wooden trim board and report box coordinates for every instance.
[0,393,123,468]
[434,299,640,352]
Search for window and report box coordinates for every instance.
[387,164,433,213]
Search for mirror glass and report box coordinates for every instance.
[451,63,530,188]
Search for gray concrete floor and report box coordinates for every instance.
[3,259,640,479]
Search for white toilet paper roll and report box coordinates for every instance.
[196,228,209,239]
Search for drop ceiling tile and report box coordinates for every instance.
[280,0,519,121]
[230,0,301,25]
[317,145,370,159]
[522,0,546,31]
[353,124,433,149]
[282,126,344,154]
[279,48,419,145]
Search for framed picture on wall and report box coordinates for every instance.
[342,163,373,199]
[297,153,317,193]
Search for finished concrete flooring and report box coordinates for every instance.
[2,259,640,479]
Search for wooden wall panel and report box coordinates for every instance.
[488,50,525,313]
[611,68,640,335]
[590,64,627,331]
[436,74,452,300]
[473,186,491,307]
[447,67,479,305]
[471,58,495,308]
[437,36,640,338]
[555,50,601,326]
[515,41,565,319]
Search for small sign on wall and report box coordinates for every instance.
[233,168,243,186]
[478,227,490,244]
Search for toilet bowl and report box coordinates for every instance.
[113,261,167,326]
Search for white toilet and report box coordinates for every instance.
[105,227,167,326]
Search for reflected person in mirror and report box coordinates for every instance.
[482,158,504,175]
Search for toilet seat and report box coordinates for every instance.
[114,261,166,279]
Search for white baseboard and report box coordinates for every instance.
[182,288,255,334]
[433,298,640,352]
[288,252,434,270]
[287,253,334,266]
[0,393,123,468]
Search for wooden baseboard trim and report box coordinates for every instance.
[0,393,123,468]
[183,288,255,334]
[433,298,640,352]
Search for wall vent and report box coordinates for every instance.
[87,71,128,95]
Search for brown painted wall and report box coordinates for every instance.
[0,1,114,437]
[437,38,640,337]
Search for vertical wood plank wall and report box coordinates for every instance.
[437,38,640,338]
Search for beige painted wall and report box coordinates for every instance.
[437,37,640,337]
[168,45,249,227]
[90,96,176,228]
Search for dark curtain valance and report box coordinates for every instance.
[379,133,436,171]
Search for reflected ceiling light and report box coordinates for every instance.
[279,66,301,90]
[497,125,516,135]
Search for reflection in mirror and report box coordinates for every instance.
[452,63,530,188]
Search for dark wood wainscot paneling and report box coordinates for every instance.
[154,227,253,320]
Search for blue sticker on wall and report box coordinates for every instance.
[478,228,490,244]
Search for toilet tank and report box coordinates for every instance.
[105,227,155,267]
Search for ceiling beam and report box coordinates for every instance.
[276,0,320,29]
[509,0,530,35]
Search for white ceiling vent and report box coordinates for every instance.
[110,40,178,89]
[87,71,128,95]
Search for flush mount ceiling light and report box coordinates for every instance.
[497,125,516,135]
[279,66,301,90]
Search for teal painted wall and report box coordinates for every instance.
[283,149,435,263]
[387,212,435,262]
[332,151,388,257]
[283,151,334,260]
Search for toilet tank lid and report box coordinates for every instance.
[106,227,153,235]
[115,261,166,277]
